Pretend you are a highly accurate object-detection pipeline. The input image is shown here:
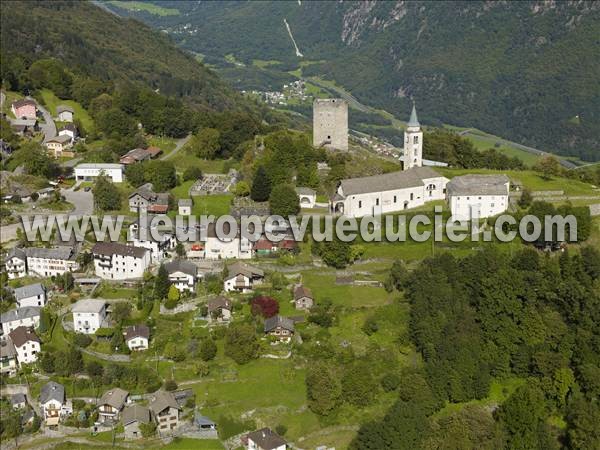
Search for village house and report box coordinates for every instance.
[128,184,170,214]
[124,324,150,351]
[11,99,36,119]
[1,307,41,335]
[0,339,18,376]
[8,326,41,365]
[178,198,192,216]
[149,390,181,435]
[119,146,161,165]
[447,174,511,220]
[14,283,47,308]
[5,248,27,279]
[56,105,74,122]
[246,427,288,450]
[296,187,316,209]
[98,387,129,423]
[10,118,38,136]
[264,316,295,342]
[207,296,232,322]
[36,187,56,200]
[122,404,152,439]
[24,246,79,277]
[165,259,198,293]
[128,215,177,263]
[194,413,218,437]
[72,299,107,334]
[74,163,124,183]
[45,135,74,158]
[40,381,72,426]
[11,393,27,410]
[293,285,314,310]
[92,242,150,280]
[223,262,264,293]
[252,236,298,256]
[204,222,252,260]
[58,123,78,140]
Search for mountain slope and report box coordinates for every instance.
[0,0,244,111]
[107,0,600,160]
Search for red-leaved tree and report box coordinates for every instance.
[251,296,279,318]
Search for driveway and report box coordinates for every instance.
[161,134,191,161]
[61,186,93,216]
[35,100,57,143]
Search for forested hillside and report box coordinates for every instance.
[0,1,245,111]
[108,1,600,160]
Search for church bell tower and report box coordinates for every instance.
[403,103,423,170]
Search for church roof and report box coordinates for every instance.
[447,174,510,196]
[407,104,420,128]
[339,167,443,196]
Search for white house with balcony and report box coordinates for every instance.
[223,262,264,293]
[5,248,27,279]
[1,307,41,336]
[124,325,150,351]
[92,242,150,280]
[164,259,198,293]
[447,174,511,220]
[74,163,124,183]
[98,388,129,423]
[72,299,107,334]
[204,223,252,260]
[40,381,72,425]
[8,326,41,365]
[246,428,287,450]
[128,216,176,263]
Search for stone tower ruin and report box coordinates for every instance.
[312,98,348,151]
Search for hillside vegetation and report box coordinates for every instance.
[109,1,600,161]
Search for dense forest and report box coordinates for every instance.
[111,1,600,160]
[350,247,600,449]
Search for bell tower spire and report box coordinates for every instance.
[403,102,423,170]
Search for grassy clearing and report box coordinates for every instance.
[93,284,137,299]
[2,90,23,117]
[38,88,94,132]
[466,133,540,166]
[147,135,177,155]
[192,194,233,217]
[171,152,237,174]
[108,0,180,16]
[252,59,281,68]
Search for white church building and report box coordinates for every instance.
[331,105,448,217]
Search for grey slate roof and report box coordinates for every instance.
[293,285,313,300]
[25,246,76,261]
[56,105,74,114]
[339,167,443,196]
[407,103,420,127]
[46,135,71,144]
[92,242,148,259]
[148,390,179,415]
[99,387,129,410]
[164,259,197,277]
[264,315,295,333]
[6,247,26,261]
[208,295,232,312]
[0,307,41,324]
[247,428,287,450]
[72,299,105,314]
[295,187,316,196]
[0,340,16,359]
[226,262,264,279]
[178,198,192,207]
[14,283,45,301]
[122,404,151,426]
[124,324,150,341]
[447,174,510,196]
[11,393,26,406]
[40,381,65,404]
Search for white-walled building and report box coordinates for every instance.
[92,242,150,280]
[447,174,511,220]
[124,325,150,351]
[5,246,78,279]
[1,307,41,336]
[0,340,18,376]
[98,388,129,423]
[8,326,41,365]
[204,223,252,260]
[59,123,78,140]
[246,428,287,450]
[5,248,27,279]
[331,167,448,218]
[128,216,176,263]
[296,187,316,209]
[40,381,72,425]
[74,163,124,183]
[149,390,181,435]
[223,262,264,293]
[402,104,423,171]
[164,259,198,293]
[72,299,107,334]
[14,283,47,308]
[45,135,73,158]
[178,199,192,216]
[56,105,74,122]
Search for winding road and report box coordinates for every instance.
[160,134,192,161]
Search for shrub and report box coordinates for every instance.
[164,379,178,391]
[73,333,92,348]
[250,295,279,318]
[381,373,401,392]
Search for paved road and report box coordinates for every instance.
[161,134,191,161]
[35,100,57,143]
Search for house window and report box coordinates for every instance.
[376,198,379,206]
[491,203,495,207]
[414,136,419,144]
[394,196,397,203]
[410,193,414,201]
[358,201,362,208]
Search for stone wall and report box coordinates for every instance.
[313,98,348,151]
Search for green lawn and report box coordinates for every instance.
[252,59,281,68]
[147,135,177,156]
[192,194,233,217]
[108,0,180,15]
[171,151,238,175]
[93,284,138,299]
[2,90,24,117]
[38,88,95,132]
